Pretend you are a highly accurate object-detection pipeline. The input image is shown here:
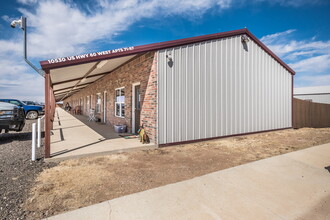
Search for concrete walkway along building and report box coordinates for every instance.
[40,28,295,158]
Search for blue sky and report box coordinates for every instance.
[0,0,329,102]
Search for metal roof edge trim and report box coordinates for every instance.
[40,28,295,75]
[245,29,295,75]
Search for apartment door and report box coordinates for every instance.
[103,91,107,123]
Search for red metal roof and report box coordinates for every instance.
[40,28,295,75]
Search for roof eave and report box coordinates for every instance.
[40,28,295,75]
[244,29,295,75]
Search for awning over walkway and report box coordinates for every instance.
[49,54,137,101]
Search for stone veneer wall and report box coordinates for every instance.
[63,51,158,143]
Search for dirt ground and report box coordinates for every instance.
[25,127,330,219]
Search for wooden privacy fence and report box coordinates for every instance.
[293,98,330,128]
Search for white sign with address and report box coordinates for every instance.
[46,46,135,64]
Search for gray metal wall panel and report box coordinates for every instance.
[158,35,292,144]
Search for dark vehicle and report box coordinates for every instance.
[0,102,25,133]
[0,99,44,120]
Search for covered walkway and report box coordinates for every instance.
[49,107,155,161]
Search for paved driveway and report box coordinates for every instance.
[46,143,330,220]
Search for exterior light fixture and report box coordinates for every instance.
[166,53,174,68]
[241,35,250,43]
[166,53,172,62]
[10,16,44,77]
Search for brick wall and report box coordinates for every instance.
[140,52,158,143]
[64,51,158,143]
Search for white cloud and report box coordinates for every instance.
[256,0,325,7]
[261,29,330,87]
[260,29,296,44]
[265,39,330,59]
[11,0,325,60]
[3,0,237,101]
[0,39,22,55]
[1,0,328,100]
[289,55,330,73]
[296,74,330,87]
[261,29,330,63]
[13,0,238,59]
[0,57,44,102]
[17,0,38,5]
[4,0,325,60]
[1,15,15,23]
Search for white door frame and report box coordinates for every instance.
[132,82,140,134]
[103,91,107,123]
[89,95,92,112]
[87,96,90,112]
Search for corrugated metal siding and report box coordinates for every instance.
[158,35,292,144]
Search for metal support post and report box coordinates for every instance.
[32,123,36,161]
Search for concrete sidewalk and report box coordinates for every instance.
[49,108,154,161]
[46,143,330,220]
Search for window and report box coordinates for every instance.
[96,93,101,113]
[9,100,22,106]
[115,88,125,117]
[90,95,93,109]
[86,96,90,111]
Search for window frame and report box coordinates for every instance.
[115,87,125,118]
[96,93,102,113]
[86,96,90,111]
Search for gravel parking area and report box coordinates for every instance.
[0,119,57,220]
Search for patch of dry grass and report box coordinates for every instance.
[25,128,330,219]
